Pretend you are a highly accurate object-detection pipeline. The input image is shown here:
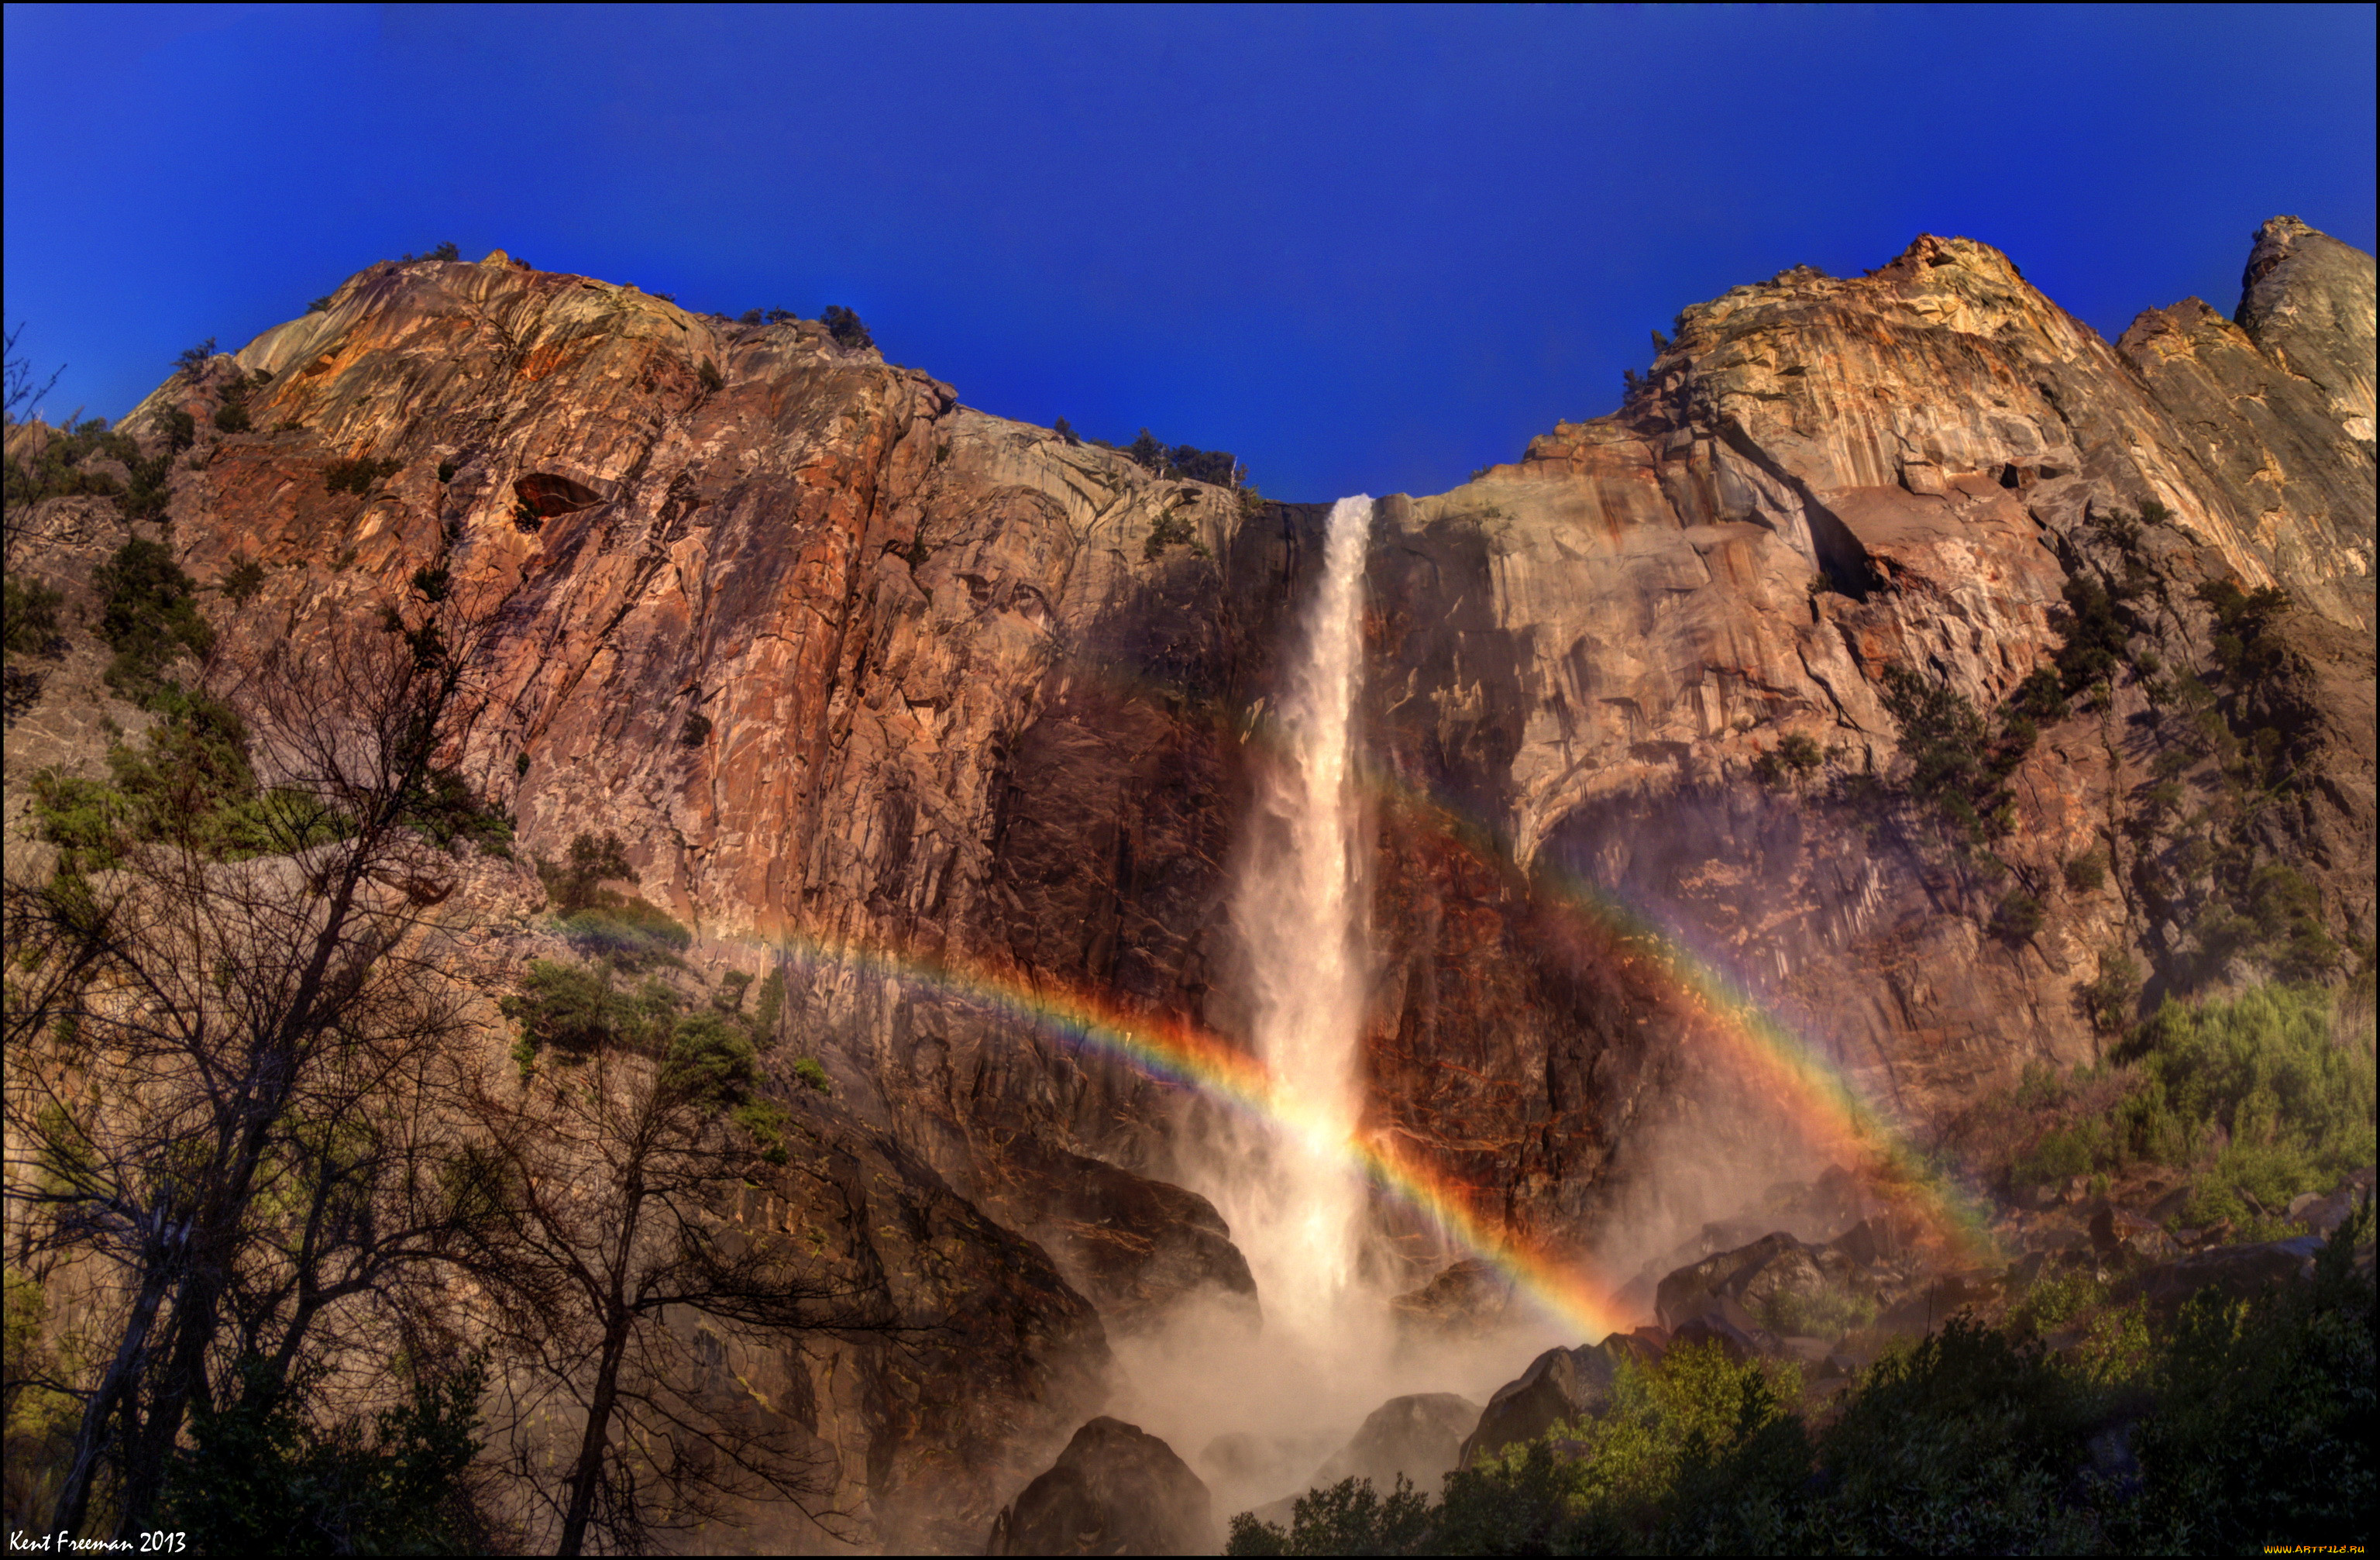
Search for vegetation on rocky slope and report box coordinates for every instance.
[1230,1201,2373,1555]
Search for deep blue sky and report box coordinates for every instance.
[5,4,2373,501]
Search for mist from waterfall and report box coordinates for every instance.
[1219,492,1377,1332]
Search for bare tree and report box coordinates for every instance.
[2,574,506,1540]
[458,1007,899,1555]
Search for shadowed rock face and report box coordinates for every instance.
[1312,1393,1483,1493]
[987,1417,1213,1556]
[11,219,2370,1545]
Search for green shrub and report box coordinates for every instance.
[2121,1202,2375,1552]
[541,831,633,914]
[2062,849,2107,894]
[1144,508,1198,560]
[213,401,251,434]
[2126,983,2374,1207]
[558,899,692,972]
[790,1056,830,1095]
[307,295,334,313]
[3,576,64,659]
[696,357,724,393]
[94,536,215,704]
[218,553,267,605]
[820,305,872,350]
[502,959,623,1055]
[174,338,218,376]
[1877,663,2017,853]
[161,1353,487,1555]
[679,711,711,747]
[2081,945,2142,1035]
[1990,890,2045,944]
[2012,1122,2100,1186]
[324,456,403,494]
[1757,1285,1876,1339]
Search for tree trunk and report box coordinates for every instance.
[555,1320,632,1556]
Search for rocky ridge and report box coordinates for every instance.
[5,219,2373,1547]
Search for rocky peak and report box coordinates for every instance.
[2234,214,2377,447]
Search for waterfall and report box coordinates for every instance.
[1218,494,1376,1331]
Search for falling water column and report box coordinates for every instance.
[1223,494,1377,1333]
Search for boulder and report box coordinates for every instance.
[2122,1237,2326,1317]
[1656,1230,1876,1339]
[988,1417,1212,1556]
[1458,1331,1663,1467]
[1311,1393,1482,1493]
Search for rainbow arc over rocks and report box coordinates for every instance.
[734,897,1995,1345]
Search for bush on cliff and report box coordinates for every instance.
[93,536,214,705]
[820,304,873,350]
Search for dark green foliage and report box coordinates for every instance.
[2124,1200,2375,1553]
[162,1353,487,1556]
[764,306,796,324]
[212,400,250,434]
[30,686,349,866]
[789,1056,830,1095]
[2125,983,2374,1222]
[1228,1474,1433,1555]
[435,459,456,483]
[4,575,64,659]
[157,407,196,453]
[1991,890,2045,945]
[543,830,633,914]
[513,752,530,778]
[174,337,218,376]
[1877,663,2017,854]
[397,242,461,264]
[94,536,215,704]
[2196,577,2292,693]
[820,305,873,350]
[409,563,450,603]
[2064,849,2107,894]
[2010,665,2069,723]
[1811,1319,2100,1554]
[306,295,333,314]
[679,711,711,747]
[558,898,693,971]
[395,764,513,855]
[324,456,403,494]
[511,498,542,532]
[217,553,267,605]
[1752,732,1824,787]
[1144,507,1198,560]
[2080,945,2141,1035]
[2053,573,2131,694]
[696,356,724,393]
[1123,426,1244,487]
[738,308,763,325]
[661,1011,762,1111]
[750,966,785,1041]
[1052,415,1080,445]
[711,969,752,1014]
[503,959,623,1054]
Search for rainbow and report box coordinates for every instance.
[730,865,1994,1345]
[738,925,1639,1338]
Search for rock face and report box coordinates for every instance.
[8,218,2374,1545]
[986,1417,1213,1556]
[1457,1334,1662,1467]
[1310,1393,1483,1493]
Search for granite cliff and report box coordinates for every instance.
[5,217,2371,1545]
